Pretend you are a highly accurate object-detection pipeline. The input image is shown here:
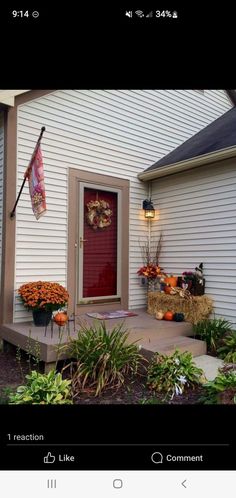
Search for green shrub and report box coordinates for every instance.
[9,370,72,404]
[64,321,143,396]
[147,350,204,400]
[200,366,236,404]
[0,387,13,405]
[139,397,164,405]
[223,352,236,363]
[217,331,236,362]
[193,318,232,353]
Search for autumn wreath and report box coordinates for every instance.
[86,199,112,230]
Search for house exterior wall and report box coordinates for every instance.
[14,89,232,321]
[151,159,236,325]
[0,112,4,291]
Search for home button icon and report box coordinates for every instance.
[113,479,123,489]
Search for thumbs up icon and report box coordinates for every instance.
[44,452,56,464]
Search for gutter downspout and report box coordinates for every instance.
[148,183,151,256]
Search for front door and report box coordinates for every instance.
[78,183,121,304]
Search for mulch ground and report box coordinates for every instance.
[0,347,42,403]
[0,351,29,386]
[72,377,205,405]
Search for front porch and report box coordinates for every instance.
[0,309,206,372]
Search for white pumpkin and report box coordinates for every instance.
[156,310,164,320]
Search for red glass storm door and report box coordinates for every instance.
[79,186,120,300]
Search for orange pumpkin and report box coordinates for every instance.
[164,285,173,294]
[163,311,174,321]
[164,276,178,287]
[54,312,68,326]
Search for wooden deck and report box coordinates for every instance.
[0,309,206,371]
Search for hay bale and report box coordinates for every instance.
[147,291,213,324]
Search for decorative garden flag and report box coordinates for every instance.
[25,144,47,220]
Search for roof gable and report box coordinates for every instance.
[144,106,236,173]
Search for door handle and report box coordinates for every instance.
[80,237,88,248]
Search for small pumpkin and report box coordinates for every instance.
[54,312,68,326]
[164,285,173,294]
[164,276,178,287]
[156,310,164,320]
[163,311,174,321]
[173,312,185,322]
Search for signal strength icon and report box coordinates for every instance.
[146,11,153,17]
[135,10,144,17]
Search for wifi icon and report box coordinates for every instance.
[135,10,144,17]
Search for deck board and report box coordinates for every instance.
[0,309,204,364]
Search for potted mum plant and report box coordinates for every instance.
[18,281,69,326]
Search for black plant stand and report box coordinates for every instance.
[44,314,75,338]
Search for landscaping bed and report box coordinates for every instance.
[0,348,29,403]
[0,343,205,405]
[0,347,204,405]
[1,317,236,405]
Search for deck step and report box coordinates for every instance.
[124,319,193,342]
[140,335,206,359]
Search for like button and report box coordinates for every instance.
[44,452,56,464]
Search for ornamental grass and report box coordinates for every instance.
[61,321,143,397]
[18,281,69,312]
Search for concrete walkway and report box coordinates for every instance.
[194,355,224,381]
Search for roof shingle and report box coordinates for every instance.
[144,106,236,172]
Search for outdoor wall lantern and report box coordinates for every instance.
[143,198,155,219]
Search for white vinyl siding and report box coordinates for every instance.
[0,113,4,291]
[14,89,231,321]
[151,161,236,325]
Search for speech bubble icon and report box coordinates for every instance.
[151,452,163,464]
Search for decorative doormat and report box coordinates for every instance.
[86,310,138,320]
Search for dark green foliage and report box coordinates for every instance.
[217,331,236,363]
[147,349,204,400]
[0,387,13,405]
[139,397,164,404]
[200,366,236,404]
[193,318,232,353]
